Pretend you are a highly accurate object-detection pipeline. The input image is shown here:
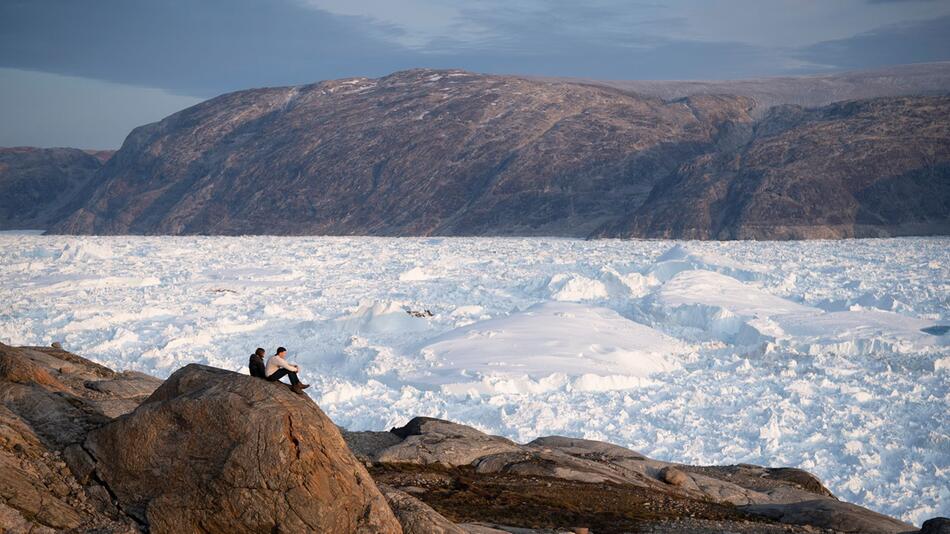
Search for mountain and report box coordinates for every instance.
[0,147,105,230]
[81,149,116,164]
[616,96,950,239]
[51,69,757,236]
[29,67,950,238]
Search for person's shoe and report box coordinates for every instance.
[291,383,309,394]
[299,383,310,390]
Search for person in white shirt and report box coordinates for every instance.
[265,347,310,394]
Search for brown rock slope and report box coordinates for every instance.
[51,69,755,237]
[0,342,160,533]
[0,345,933,533]
[0,346,401,534]
[348,417,918,534]
[621,96,950,239]
[0,147,104,230]
[84,364,402,533]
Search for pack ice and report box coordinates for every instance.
[1,235,947,524]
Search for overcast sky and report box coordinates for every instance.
[2,0,949,149]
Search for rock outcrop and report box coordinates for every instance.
[0,342,160,532]
[0,147,104,230]
[379,484,466,534]
[351,417,919,534]
[920,518,950,534]
[1,345,936,533]
[377,416,522,467]
[742,500,918,534]
[368,421,837,507]
[83,364,402,533]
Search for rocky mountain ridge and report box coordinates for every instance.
[0,147,106,231]
[617,96,950,239]
[1,341,943,533]
[51,70,759,237]
[4,67,950,238]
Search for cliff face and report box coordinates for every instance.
[622,96,950,239]
[0,147,104,230]
[50,69,755,236]
[20,69,950,239]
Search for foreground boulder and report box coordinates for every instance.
[84,364,402,533]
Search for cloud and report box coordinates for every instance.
[0,0,791,94]
[0,68,201,149]
[799,15,950,69]
[0,0,420,97]
[406,1,787,80]
[1,0,948,98]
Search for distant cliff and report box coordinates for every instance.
[10,67,949,239]
[0,147,104,230]
[615,96,950,239]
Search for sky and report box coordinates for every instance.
[1,0,949,149]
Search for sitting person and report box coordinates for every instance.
[248,347,267,378]
[265,346,310,393]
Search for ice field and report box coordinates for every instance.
[2,234,948,523]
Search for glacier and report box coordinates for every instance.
[1,234,948,524]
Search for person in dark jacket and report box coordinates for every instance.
[248,347,267,378]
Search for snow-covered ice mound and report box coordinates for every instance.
[652,270,944,354]
[31,274,161,293]
[650,270,820,343]
[415,301,685,394]
[648,243,767,282]
[775,309,946,355]
[545,268,656,302]
[57,241,114,261]
[399,266,437,281]
[656,270,819,317]
[337,300,431,334]
[547,273,610,301]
